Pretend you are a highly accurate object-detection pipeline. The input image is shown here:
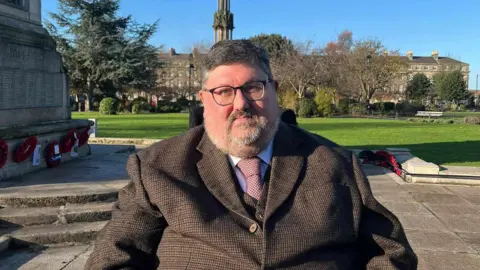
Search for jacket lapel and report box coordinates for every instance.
[265,123,305,220]
[196,133,251,219]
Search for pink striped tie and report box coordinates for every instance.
[237,157,263,200]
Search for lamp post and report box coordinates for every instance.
[188,62,196,113]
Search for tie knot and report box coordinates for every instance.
[237,157,262,178]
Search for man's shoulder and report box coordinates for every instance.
[287,124,352,163]
[136,125,205,166]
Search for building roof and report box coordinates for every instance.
[399,56,467,65]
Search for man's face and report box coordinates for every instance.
[199,63,279,158]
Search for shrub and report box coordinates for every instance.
[458,104,466,111]
[297,98,318,118]
[132,97,151,112]
[395,102,425,116]
[383,102,395,112]
[132,103,141,114]
[176,96,190,108]
[464,116,480,125]
[278,89,298,111]
[314,88,335,117]
[99,97,117,115]
[348,103,367,116]
[337,98,356,115]
[157,101,182,113]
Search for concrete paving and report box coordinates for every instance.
[1,148,480,269]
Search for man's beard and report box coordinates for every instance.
[204,109,279,158]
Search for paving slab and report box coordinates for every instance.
[62,245,94,270]
[410,193,470,205]
[404,230,477,253]
[0,244,90,270]
[394,213,450,232]
[401,184,454,194]
[457,233,480,253]
[416,250,480,270]
[436,215,480,233]
[380,201,432,215]
[423,203,480,216]
[373,191,416,203]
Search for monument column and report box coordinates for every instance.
[213,0,234,43]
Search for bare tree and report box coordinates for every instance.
[275,41,329,99]
[339,39,406,102]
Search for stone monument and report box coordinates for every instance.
[0,0,91,180]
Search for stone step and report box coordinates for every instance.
[0,183,119,207]
[0,202,114,227]
[3,221,108,247]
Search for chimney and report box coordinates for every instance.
[169,48,176,56]
[432,50,439,61]
[406,50,413,60]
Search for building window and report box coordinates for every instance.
[415,66,419,70]
[408,65,412,70]
[424,66,428,70]
[433,66,437,70]
[0,0,27,10]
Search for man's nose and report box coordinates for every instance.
[232,89,250,110]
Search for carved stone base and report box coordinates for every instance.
[0,120,92,181]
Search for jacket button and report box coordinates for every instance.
[249,223,258,233]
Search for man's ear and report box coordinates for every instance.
[198,90,205,104]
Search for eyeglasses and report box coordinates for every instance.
[204,79,272,106]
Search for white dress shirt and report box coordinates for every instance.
[227,140,274,192]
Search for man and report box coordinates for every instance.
[86,40,417,269]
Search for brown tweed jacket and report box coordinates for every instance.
[85,123,417,270]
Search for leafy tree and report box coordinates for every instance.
[249,33,294,60]
[432,70,470,101]
[405,73,432,102]
[45,0,162,107]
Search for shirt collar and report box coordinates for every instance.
[228,139,274,167]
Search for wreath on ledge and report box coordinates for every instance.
[61,129,76,153]
[78,127,91,147]
[13,136,38,163]
[45,140,61,168]
[0,138,8,169]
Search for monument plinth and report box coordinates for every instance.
[0,0,91,180]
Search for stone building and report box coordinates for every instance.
[373,51,470,102]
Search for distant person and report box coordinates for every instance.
[189,106,204,128]
[86,40,417,269]
[280,108,297,126]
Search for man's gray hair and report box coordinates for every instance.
[202,40,273,88]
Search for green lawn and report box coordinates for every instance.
[73,112,480,166]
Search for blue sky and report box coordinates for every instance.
[42,0,480,89]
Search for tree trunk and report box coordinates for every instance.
[87,78,94,112]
